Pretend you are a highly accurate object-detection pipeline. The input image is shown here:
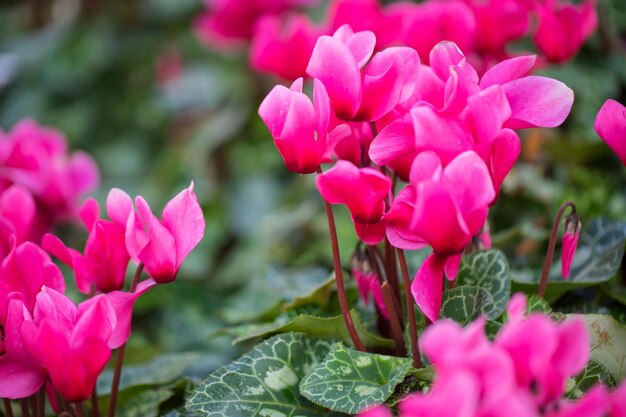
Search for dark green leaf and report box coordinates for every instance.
[569,361,616,399]
[299,344,412,414]
[440,286,498,324]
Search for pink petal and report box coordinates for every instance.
[594,99,626,166]
[105,279,157,349]
[444,254,462,282]
[502,76,574,129]
[384,187,427,250]
[125,197,152,262]
[489,129,521,200]
[553,318,589,376]
[411,253,447,322]
[307,35,362,119]
[409,151,443,185]
[68,151,100,195]
[429,41,466,81]
[0,355,46,399]
[106,188,133,226]
[259,85,295,138]
[442,151,495,213]
[79,198,100,231]
[354,221,386,245]
[0,185,35,242]
[466,85,511,143]
[313,78,331,142]
[442,62,480,115]
[561,231,579,279]
[162,183,205,268]
[479,55,537,89]
[368,115,415,167]
[72,296,115,348]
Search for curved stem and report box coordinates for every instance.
[317,168,366,351]
[397,249,421,368]
[3,399,13,417]
[108,263,144,417]
[381,282,406,356]
[537,201,576,297]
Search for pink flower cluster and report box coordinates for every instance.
[195,0,597,81]
[260,27,575,322]
[361,294,626,417]
[0,124,205,405]
[0,119,99,245]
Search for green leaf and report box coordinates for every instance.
[231,310,393,349]
[440,286,498,324]
[97,353,199,394]
[513,218,626,302]
[299,344,412,414]
[579,314,626,381]
[526,294,552,314]
[185,333,343,417]
[457,250,511,317]
[116,389,174,417]
[568,361,616,399]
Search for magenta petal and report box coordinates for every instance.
[79,199,100,231]
[553,318,589,377]
[259,85,294,138]
[313,79,331,142]
[354,221,386,245]
[429,41,466,81]
[358,48,406,121]
[307,36,362,119]
[442,151,495,213]
[479,55,537,89]
[106,188,133,226]
[0,355,46,399]
[139,221,177,283]
[72,296,115,348]
[162,183,205,268]
[502,76,574,129]
[594,99,626,166]
[411,253,446,322]
[489,129,521,200]
[561,231,579,279]
[344,29,376,70]
[41,233,77,269]
[105,278,156,349]
[444,254,462,282]
[466,85,511,143]
[0,185,35,242]
[368,115,415,167]
[409,151,443,185]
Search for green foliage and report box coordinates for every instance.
[456,250,511,318]
[299,344,413,414]
[569,361,616,399]
[186,333,343,417]
[440,286,498,323]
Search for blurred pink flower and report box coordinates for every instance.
[534,0,597,63]
[594,99,626,166]
[328,0,401,49]
[0,185,36,256]
[250,13,325,81]
[0,119,99,239]
[353,269,388,319]
[259,78,332,174]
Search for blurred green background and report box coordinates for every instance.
[1,0,626,412]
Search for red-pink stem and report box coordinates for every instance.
[538,201,576,297]
[107,263,144,417]
[317,168,366,351]
[397,249,421,368]
[381,282,406,356]
[3,399,13,417]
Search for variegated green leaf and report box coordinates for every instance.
[441,286,498,324]
[568,361,616,399]
[185,333,342,417]
[580,314,626,381]
[299,344,412,414]
[457,250,511,317]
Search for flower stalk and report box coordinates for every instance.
[381,282,407,356]
[3,399,13,417]
[537,201,577,297]
[397,249,421,368]
[318,168,366,351]
[107,263,144,417]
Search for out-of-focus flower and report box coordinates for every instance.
[594,99,626,166]
[0,185,35,256]
[316,160,391,245]
[328,0,401,49]
[0,119,99,239]
[534,0,597,63]
[259,78,332,173]
[561,211,581,279]
[250,13,325,81]
[42,189,132,294]
[124,183,205,283]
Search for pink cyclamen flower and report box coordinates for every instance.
[353,269,388,319]
[316,160,391,245]
[594,99,626,166]
[410,151,495,322]
[0,119,99,238]
[534,0,597,63]
[124,183,205,283]
[250,13,325,81]
[306,25,420,122]
[259,78,332,174]
[561,212,581,279]
[18,288,115,402]
[0,241,65,326]
[0,185,36,258]
[42,188,132,294]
